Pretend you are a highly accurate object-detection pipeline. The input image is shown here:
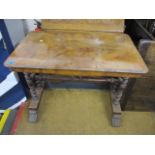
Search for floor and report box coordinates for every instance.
[16,88,155,134]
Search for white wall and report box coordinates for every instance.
[4,19,26,47]
[4,19,39,47]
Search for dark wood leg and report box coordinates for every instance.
[24,73,44,122]
[111,78,128,127]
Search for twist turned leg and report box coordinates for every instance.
[24,73,45,122]
[24,73,39,99]
[111,78,128,127]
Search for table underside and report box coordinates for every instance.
[24,73,129,127]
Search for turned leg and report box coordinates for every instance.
[24,73,44,122]
[24,73,38,100]
[111,78,128,127]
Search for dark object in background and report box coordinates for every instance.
[125,19,155,46]
[124,19,155,111]
[143,20,155,37]
[125,40,155,111]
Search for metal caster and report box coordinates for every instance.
[29,110,37,122]
[112,114,121,127]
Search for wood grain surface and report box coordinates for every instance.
[5,31,148,77]
[42,19,125,33]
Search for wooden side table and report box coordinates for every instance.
[4,30,148,127]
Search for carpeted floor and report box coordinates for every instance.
[16,89,155,134]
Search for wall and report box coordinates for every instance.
[4,19,25,47]
[4,19,38,47]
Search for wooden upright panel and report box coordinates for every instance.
[42,19,125,33]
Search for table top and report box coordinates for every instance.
[5,31,148,77]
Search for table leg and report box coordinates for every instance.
[111,78,128,127]
[24,73,44,122]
